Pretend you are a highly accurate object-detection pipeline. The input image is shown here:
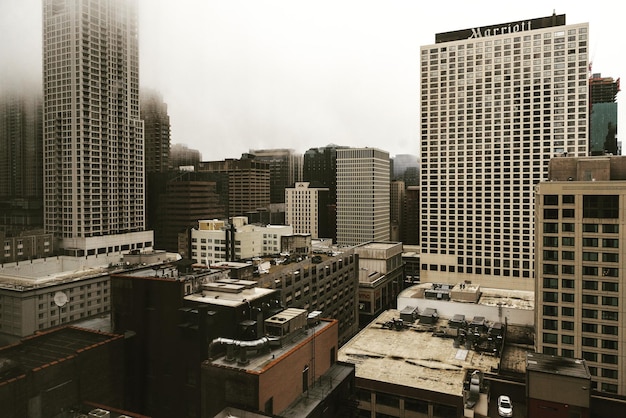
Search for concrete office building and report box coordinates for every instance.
[535,156,626,396]
[198,157,270,218]
[285,182,330,239]
[190,217,293,265]
[420,14,589,291]
[337,148,390,247]
[43,0,152,255]
[249,148,303,204]
[354,242,404,326]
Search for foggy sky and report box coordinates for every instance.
[2,0,625,161]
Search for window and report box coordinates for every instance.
[602,339,618,350]
[602,239,619,248]
[582,337,597,347]
[562,265,575,274]
[602,311,618,321]
[561,335,574,344]
[602,224,619,233]
[561,293,574,303]
[562,223,575,232]
[582,280,598,290]
[582,309,597,319]
[543,333,558,344]
[562,208,575,218]
[602,282,618,292]
[602,253,619,263]
[543,278,558,288]
[543,223,558,233]
[561,321,574,330]
[544,305,558,316]
[544,195,559,205]
[561,307,574,316]
[583,223,598,233]
[582,295,598,304]
[602,354,618,364]
[582,323,597,333]
[602,296,618,306]
[562,195,575,204]
[543,292,558,302]
[602,325,618,335]
[583,195,618,218]
[582,238,598,247]
[543,319,558,330]
[583,252,598,261]
[562,279,575,288]
[544,208,559,219]
[561,251,575,260]
[562,237,575,246]
[543,236,559,247]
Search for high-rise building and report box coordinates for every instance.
[198,156,270,218]
[589,73,619,156]
[0,90,44,229]
[43,0,152,255]
[420,14,589,290]
[170,143,202,169]
[401,186,420,246]
[249,148,303,204]
[0,90,43,203]
[535,156,626,396]
[285,182,330,239]
[336,148,390,247]
[390,180,405,242]
[141,90,171,174]
[391,154,420,186]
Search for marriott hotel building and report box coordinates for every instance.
[420,14,590,291]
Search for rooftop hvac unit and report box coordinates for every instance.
[88,409,110,418]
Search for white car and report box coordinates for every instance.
[498,395,513,417]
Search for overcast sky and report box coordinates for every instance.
[1,1,624,160]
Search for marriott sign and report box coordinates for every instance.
[434,14,566,44]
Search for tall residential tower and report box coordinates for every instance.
[43,0,152,255]
[420,14,589,290]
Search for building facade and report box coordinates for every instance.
[249,148,303,204]
[535,156,626,396]
[141,89,171,174]
[190,217,293,265]
[336,148,390,247]
[285,182,330,239]
[43,0,150,254]
[355,242,404,326]
[589,73,619,156]
[198,157,270,218]
[420,14,589,291]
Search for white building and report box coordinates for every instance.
[336,148,390,247]
[43,0,151,255]
[190,217,293,265]
[285,182,328,239]
[420,14,589,290]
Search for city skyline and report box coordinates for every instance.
[1,0,624,162]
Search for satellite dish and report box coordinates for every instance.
[53,291,68,307]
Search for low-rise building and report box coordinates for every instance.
[355,242,404,326]
[190,217,293,265]
[202,309,355,418]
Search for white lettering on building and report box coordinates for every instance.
[469,21,532,39]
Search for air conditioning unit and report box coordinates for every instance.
[88,409,111,418]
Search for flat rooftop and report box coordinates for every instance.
[185,285,278,308]
[526,352,591,379]
[208,318,334,373]
[0,326,120,382]
[338,309,500,396]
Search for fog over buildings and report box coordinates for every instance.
[1,0,625,161]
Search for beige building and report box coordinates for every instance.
[420,14,590,291]
[535,156,626,396]
[285,182,328,239]
[355,242,404,325]
[43,0,150,255]
[190,217,293,265]
[337,148,390,247]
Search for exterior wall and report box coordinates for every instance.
[0,273,111,338]
[257,321,338,415]
[256,250,359,345]
[1,230,54,263]
[355,377,461,418]
[43,0,145,247]
[396,295,534,326]
[336,148,390,246]
[191,222,293,264]
[285,182,328,239]
[535,177,626,395]
[420,17,590,290]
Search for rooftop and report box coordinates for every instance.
[0,326,121,382]
[207,318,335,373]
[185,285,278,308]
[338,309,500,396]
[526,352,591,380]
